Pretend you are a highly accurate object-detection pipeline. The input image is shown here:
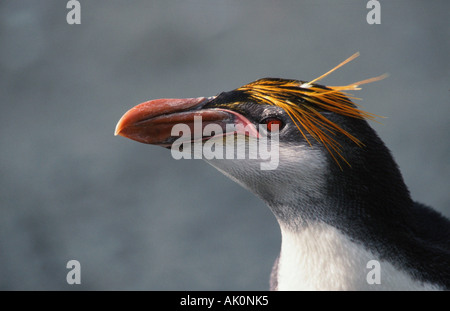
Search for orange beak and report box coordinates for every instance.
[115,97,259,147]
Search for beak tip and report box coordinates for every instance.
[114,120,123,137]
[115,109,132,137]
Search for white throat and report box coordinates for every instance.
[276,222,441,291]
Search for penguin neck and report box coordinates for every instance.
[264,164,410,290]
[276,221,371,290]
[265,161,442,291]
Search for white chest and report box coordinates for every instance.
[276,223,440,291]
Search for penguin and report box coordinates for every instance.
[115,53,450,290]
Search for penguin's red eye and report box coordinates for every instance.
[262,118,284,132]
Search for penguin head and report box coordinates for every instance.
[115,54,398,228]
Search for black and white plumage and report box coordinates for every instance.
[115,55,450,290]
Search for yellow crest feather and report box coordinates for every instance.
[237,53,387,169]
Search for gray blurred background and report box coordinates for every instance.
[0,0,449,290]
